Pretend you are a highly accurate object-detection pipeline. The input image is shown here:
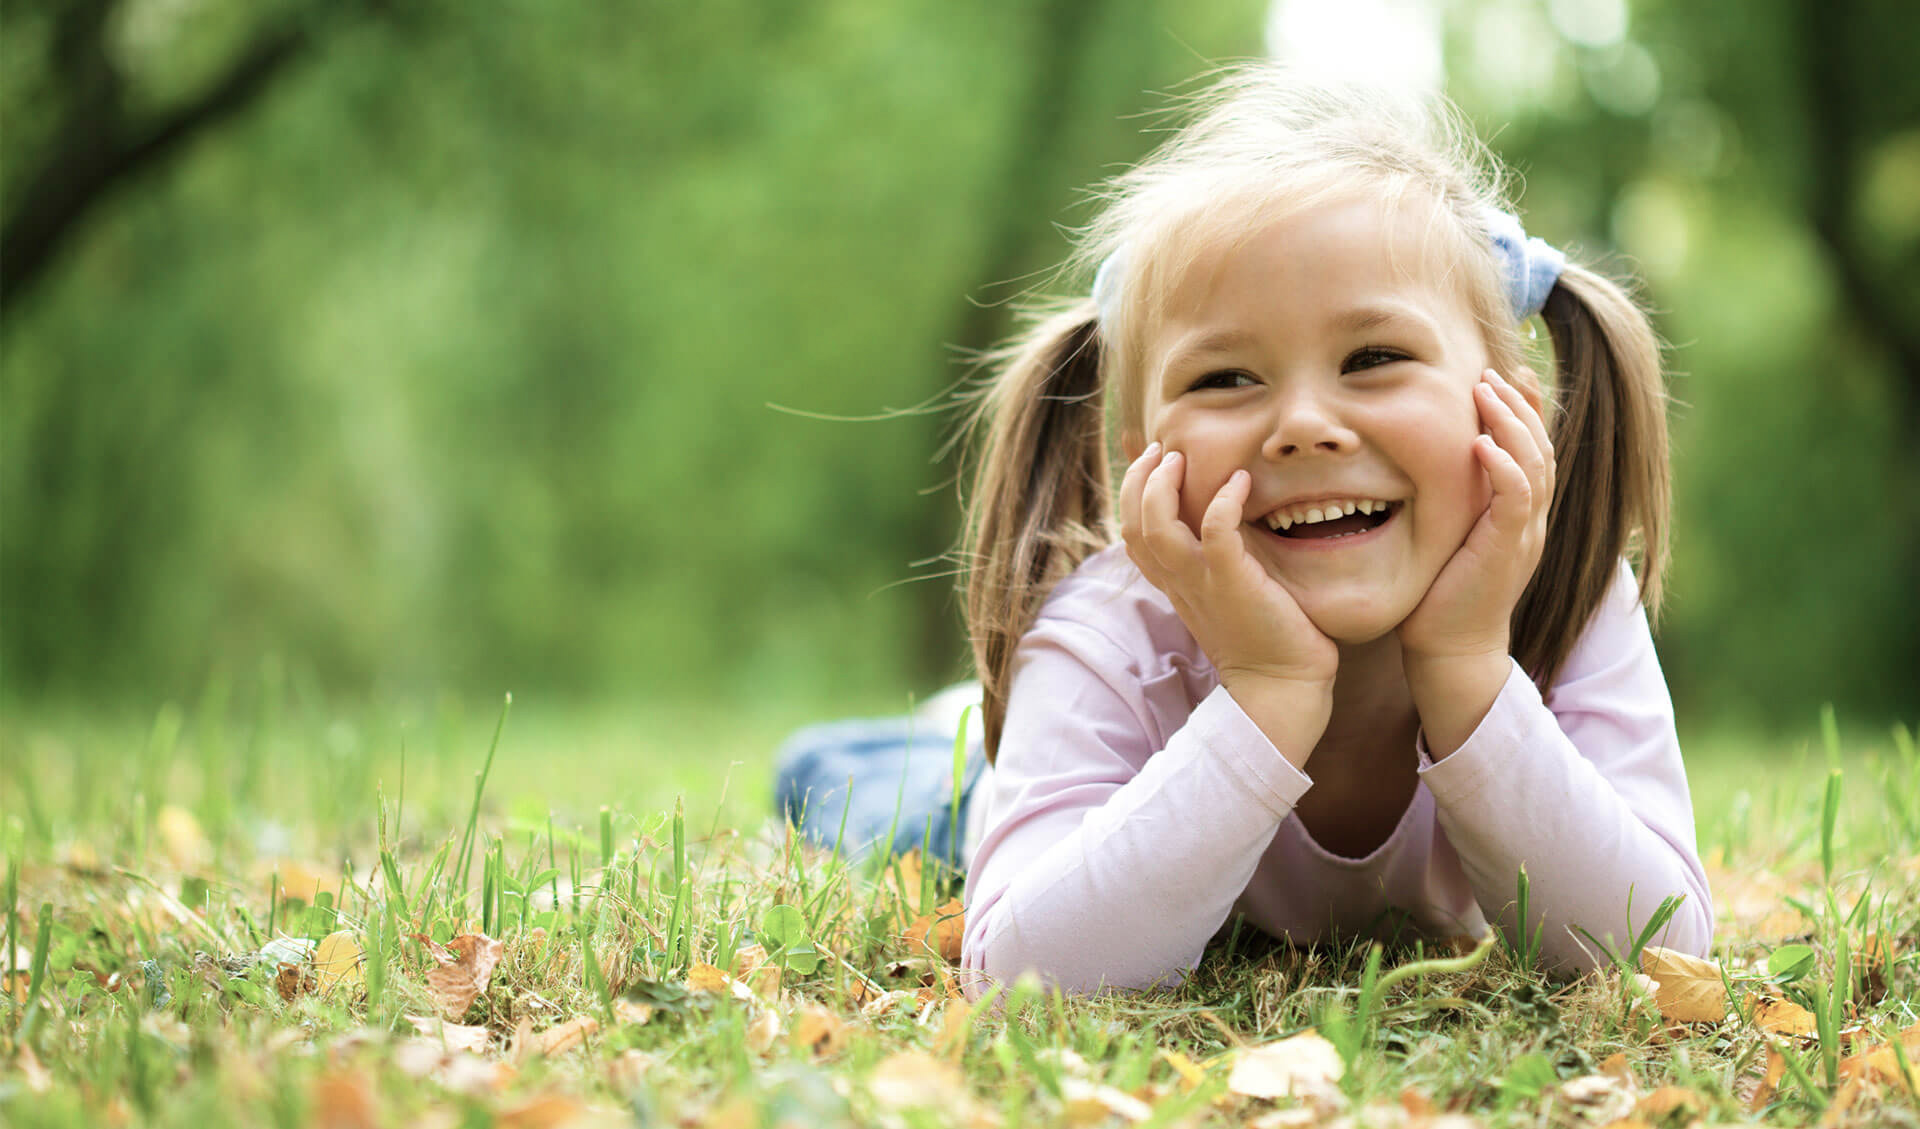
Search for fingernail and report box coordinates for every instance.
[1144,441,1162,458]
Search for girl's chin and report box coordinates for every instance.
[1288,597,1412,647]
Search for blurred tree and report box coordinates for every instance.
[1,0,413,316]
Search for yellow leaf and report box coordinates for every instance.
[313,930,364,995]
[1634,1084,1705,1119]
[1159,1048,1208,1091]
[1746,1045,1786,1113]
[1226,1030,1345,1099]
[1837,1021,1920,1092]
[686,962,732,993]
[156,805,210,868]
[1752,994,1820,1037]
[1638,946,1727,1024]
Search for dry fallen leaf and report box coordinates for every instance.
[903,897,966,963]
[312,931,364,995]
[536,1016,601,1057]
[312,1070,379,1129]
[1226,1030,1346,1100]
[496,1093,591,1129]
[1747,1044,1787,1113]
[1060,1078,1153,1124]
[613,998,654,1026]
[686,962,732,993]
[866,1049,969,1111]
[606,1049,658,1093]
[791,1003,850,1058]
[1753,994,1820,1038]
[1635,1084,1705,1120]
[424,933,505,1021]
[275,962,312,1003]
[746,1007,783,1054]
[1817,1075,1868,1129]
[1558,1072,1637,1122]
[1837,1021,1920,1091]
[933,999,971,1061]
[405,1013,492,1053]
[1638,946,1728,1024]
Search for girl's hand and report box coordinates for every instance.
[1398,368,1555,663]
[1398,368,1554,756]
[1120,444,1338,764]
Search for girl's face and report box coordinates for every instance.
[1125,192,1495,645]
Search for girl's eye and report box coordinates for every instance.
[1189,370,1256,391]
[1343,346,1409,373]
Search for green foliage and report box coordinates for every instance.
[2,0,1916,725]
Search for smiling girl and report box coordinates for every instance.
[951,68,1712,992]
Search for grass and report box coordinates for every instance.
[1,688,1917,1128]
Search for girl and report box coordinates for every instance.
[778,66,1712,993]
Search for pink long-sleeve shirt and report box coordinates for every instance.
[961,545,1712,994]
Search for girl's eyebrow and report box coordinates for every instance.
[1160,327,1260,370]
[1333,302,1439,335]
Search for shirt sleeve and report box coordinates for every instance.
[960,615,1312,995]
[1416,561,1714,972]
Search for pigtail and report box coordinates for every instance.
[961,302,1112,760]
[1514,262,1672,692]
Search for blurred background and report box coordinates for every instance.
[4,0,1916,735]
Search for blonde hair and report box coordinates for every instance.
[961,66,1670,758]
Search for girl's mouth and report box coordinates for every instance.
[1254,500,1400,541]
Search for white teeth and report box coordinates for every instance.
[1263,498,1396,529]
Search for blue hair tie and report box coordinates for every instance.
[1481,206,1565,322]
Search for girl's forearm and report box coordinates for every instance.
[1403,649,1513,758]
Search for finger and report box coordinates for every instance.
[1198,469,1251,565]
[1140,449,1199,565]
[1474,433,1533,537]
[1117,441,1163,546]
[1476,379,1550,499]
[1486,369,1555,480]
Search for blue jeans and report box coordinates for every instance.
[774,686,985,866]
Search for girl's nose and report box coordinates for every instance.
[1263,387,1358,458]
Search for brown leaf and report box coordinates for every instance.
[312,1070,379,1129]
[1599,1052,1634,1083]
[1817,1075,1868,1129]
[1753,994,1820,1038]
[275,962,312,1003]
[903,897,966,963]
[1159,1048,1208,1092]
[934,999,971,1061]
[791,1003,850,1058]
[1226,1030,1346,1100]
[1559,1073,1637,1122]
[497,1094,591,1129]
[535,1016,601,1057]
[405,1013,492,1053]
[606,1049,658,1093]
[424,933,505,1021]
[1634,1084,1705,1121]
[313,931,364,996]
[1637,946,1727,1024]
